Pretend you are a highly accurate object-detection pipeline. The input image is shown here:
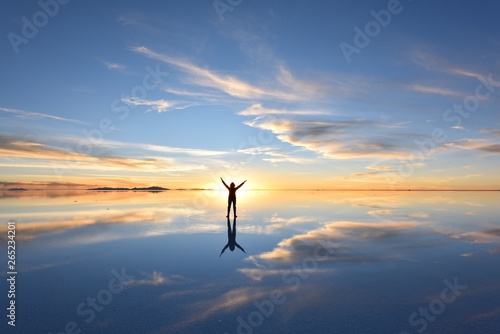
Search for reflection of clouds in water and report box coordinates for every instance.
[238,267,333,282]
[166,285,296,332]
[2,191,499,333]
[469,307,500,322]
[331,195,435,224]
[0,206,204,244]
[241,216,500,281]
[124,271,191,287]
[237,220,449,283]
[329,192,491,218]
[176,216,500,330]
[147,222,223,236]
[266,215,320,224]
[0,259,75,275]
[460,252,475,257]
[265,214,321,230]
[453,228,500,244]
[1,210,298,247]
[328,194,397,209]
[1,202,291,246]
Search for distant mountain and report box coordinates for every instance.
[8,188,28,191]
[88,186,169,191]
[132,186,169,191]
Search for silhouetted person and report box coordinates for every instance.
[221,177,246,218]
[220,216,246,257]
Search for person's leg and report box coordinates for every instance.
[227,197,231,217]
[233,199,237,217]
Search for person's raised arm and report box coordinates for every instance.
[235,242,246,254]
[220,177,230,190]
[219,244,229,257]
[236,180,247,190]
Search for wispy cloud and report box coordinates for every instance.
[0,134,209,172]
[220,27,337,99]
[121,97,184,112]
[132,46,311,101]
[410,50,446,72]
[478,144,500,153]
[451,138,500,154]
[407,213,429,218]
[238,103,329,116]
[481,129,500,136]
[368,209,394,215]
[100,60,126,71]
[410,50,500,86]
[0,107,88,125]
[162,86,220,99]
[448,67,500,85]
[352,171,382,177]
[277,65,332,98]
[366,165,393,171]
[237,145,316,164]
[243,116,409,160]
[43,133,227,158]
[408,84,462,97]
[103,139,228,157]
[116,12,165,35]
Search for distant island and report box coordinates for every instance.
[8,188,28,191]
[88,186,169,192]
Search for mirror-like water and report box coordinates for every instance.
[1,190,499,333]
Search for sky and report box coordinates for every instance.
[1,0,499,190]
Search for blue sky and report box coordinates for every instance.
[1,0,499,189]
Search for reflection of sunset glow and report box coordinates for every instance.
[0,190,499,249]
[205,187,264,208]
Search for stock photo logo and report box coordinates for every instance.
[399,277,467,334]
[7,0,72,54]
[213,0,245,21]
[47,268,135,334]
[340,0,410,64]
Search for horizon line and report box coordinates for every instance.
[3,188,500,192]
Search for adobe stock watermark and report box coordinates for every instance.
[339,0,416,64]
[376,74,498,190]
[7,0,72,54]
[49,268,134,334]
[213,0,245,21]
[52,64,169,178]
[224,239,337,334]
[398,277,467,334]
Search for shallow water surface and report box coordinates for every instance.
[1,190,499,333]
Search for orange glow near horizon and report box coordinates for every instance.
[2,174,500,191]
[1,158,499,191]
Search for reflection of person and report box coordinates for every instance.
[220,177,246,218]
[220,217,246,257]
